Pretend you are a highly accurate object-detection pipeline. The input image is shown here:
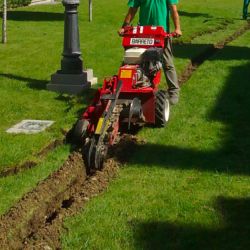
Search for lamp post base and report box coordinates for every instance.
[47,69,97,95]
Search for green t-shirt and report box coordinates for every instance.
[128,0,179,31]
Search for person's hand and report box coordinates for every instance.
[173,28,182,37]
[118,28,125,36]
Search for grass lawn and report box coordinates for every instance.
[0,0,249,248]
[0,0,246,169]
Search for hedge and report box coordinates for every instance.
[1,0,32,9]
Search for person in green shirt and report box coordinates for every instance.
[119,0,182,105]
[243,0,249,19]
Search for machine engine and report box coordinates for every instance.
[123,47,163,88]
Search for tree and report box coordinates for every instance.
[89,0,92,22]
[2,0,7,43]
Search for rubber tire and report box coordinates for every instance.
[155,90,170,127]
[73,119,89,142]
[82,137,95,175]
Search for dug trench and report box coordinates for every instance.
[178,21,250,84]
[0,151,120,249]
[0,139,64,178]
[0,21,250,249]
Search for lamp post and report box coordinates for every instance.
[48,0,97,95]
[2,0,7,43]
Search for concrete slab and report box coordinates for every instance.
[6,120,54,134]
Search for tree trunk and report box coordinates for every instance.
[2,0,7,43]
[89,0,92,22]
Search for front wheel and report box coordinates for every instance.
[155,90,170,127]
[73,119,89,143]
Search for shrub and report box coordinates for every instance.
[0,0,32,9]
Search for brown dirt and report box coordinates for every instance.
[0,151,119,249]
[178,45,218,85]
[37,139,64,158]
[174,19,233,45]
[178,21,250,85]
[0,152,84,249]
[0,139,64,178]
[109,134,146,163]
[0,160,37,178]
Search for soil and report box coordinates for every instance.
[0,151,119,249]
[173,19,233,44]
[0,21,250,249]
[0,139,64,178]
[178,21,250,85]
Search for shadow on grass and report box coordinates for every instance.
[179,10,213,19]
[132,196,250,250]
[117,51,250,175]
[0,73,48,90]
[5,11,64,22]
[0,73,97,108]
[0,72,97,120]
[174,44,250,61]
[55,87,97,115]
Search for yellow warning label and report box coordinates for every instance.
[95,118,104,134]
[120,70,132,78]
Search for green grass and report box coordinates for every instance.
[0,0,249,248]
[61,2,250,249]
[0,144,71,215]
[0,0,246,169]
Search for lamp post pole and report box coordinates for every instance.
[48,0,97,94]
[2,0,7,44]
[61,0,82,74]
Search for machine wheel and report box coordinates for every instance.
[155,90,170,127]
[83,136,97,174]
[73,119,89,143]
[83,135,107,174]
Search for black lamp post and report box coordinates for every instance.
[48,0,97,94]
[61,0,82,73]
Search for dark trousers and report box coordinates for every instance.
[243,0,250,19]
[162,38,180,94]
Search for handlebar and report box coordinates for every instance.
[165,32,179,38]
[120,26,180,38]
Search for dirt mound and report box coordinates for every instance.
[23,158,119,249]
[0,150,119,249]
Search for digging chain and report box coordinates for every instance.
[107,104,123,145]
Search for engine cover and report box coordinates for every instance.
[123,48,146,64]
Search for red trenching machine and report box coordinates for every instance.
[74,26,173,171]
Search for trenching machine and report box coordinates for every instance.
[74,26,174,172]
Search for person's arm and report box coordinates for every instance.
[169,4,182,36]
[118,7,138,35]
